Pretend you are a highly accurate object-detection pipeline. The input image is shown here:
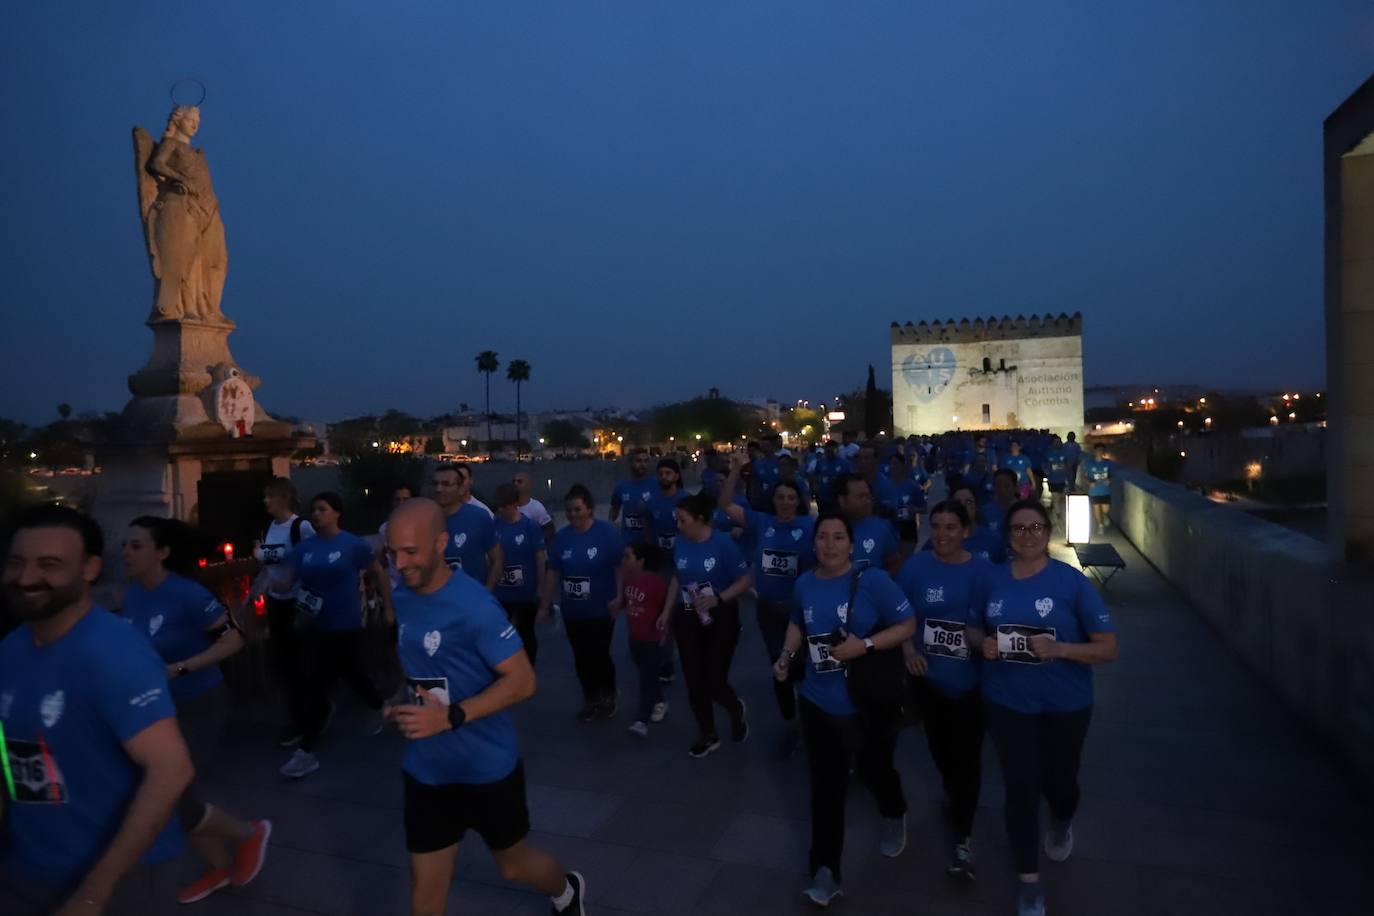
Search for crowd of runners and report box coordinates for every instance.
[0,429,1118,916]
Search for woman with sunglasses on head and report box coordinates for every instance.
[122,517,272,904]
[977,500,1118,916]
[773,512,915,907]
[719,453,815,756]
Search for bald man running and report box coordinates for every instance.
[384,499,586,916]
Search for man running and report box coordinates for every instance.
[834,472,901,576]
[608,448,654,544]
[434,464,503,590]
[385,498,587,916]
[0,505,194,915]
[512,471,556,544]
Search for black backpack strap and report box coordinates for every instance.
[843,566,865,637]
[290,516,305,546]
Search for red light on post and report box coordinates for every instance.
[253,595,266,617]
[220,542,234,561]
[198,558,208,569]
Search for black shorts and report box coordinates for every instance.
[1090,494,1110,505]
[403,761,530,854]
[1048,483,1066,493]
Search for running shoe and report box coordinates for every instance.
[576,703,598,724]
[879,815,907,857]
[177,868,230,904]
[803,866,842,907]
[628,721,648,738]
[650,702,668,723]
[279,749,320,779]
[947,839,975,880]
[658,669,676,684]
[553,870,586,915]
[277,729,303,748]
[688,735,721,758]
[730,699,749,743]
[1044,820,1074,862]
[231,819,273,887]
[596,693,618,720]
[1017,881,1046,916]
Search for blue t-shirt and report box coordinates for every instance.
[548,520,623,620]
[746,510,816,603]
[672,531,749,613]
[897,551,992,698]
[1084,458,1113,497]
[791,569,913,716]
[751,457,781,504]
[394,574,523,785]
[122,573,227,703]
[852,516,898,572]
[813,455,852,502]
[0,609,183,888]
[975,559,1114,713]
[444,504,498,584]
[1045,448,1069,485]
[1063,441,1083,466]
[1002,454,1033,486]
[493,514,545,603]
[646,488,686,551]
[610,476,655,542]
[288,531,374,631]
[876,472,926,524]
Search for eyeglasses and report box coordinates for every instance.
[1009,523,1048,535]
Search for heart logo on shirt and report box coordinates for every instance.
[454,533,467,548]
[900,347,957,403]
[925,587,944,604]
[328,551,341,564]
[765,527,776,538]
[303,553,314,563]
[40,690,65,728]
[641,491,651,502]
[986,600,1003,618]
[148,614,164,635]
[792,529,803,541]
[1035,597,1054,618]
[423,630,441,656]
[703,557,716,572]
[515,534,525,546]
[588,547,598,559]
[862,538,875,554]
[837,602,850,625]
[676,557,688,570]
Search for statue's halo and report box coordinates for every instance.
[169,78,207,108]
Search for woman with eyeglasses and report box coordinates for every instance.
[977,500,1118,916]
[922,483,1006,564]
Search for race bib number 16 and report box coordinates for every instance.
[996,624,1055,664]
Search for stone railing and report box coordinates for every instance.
[1114,467,1374,793]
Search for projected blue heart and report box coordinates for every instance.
[901,347,957,403]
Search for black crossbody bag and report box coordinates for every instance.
[841,568,911,723]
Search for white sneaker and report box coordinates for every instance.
[628,721,648,738]
[650,702,668,723]
[1044,822,1074,862]
[280,749,320,780]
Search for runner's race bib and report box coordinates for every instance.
[996,624,1056,664]
[923,618,969,660]
[563,577,591,601]
[294,590,323,617]
[261,543,287,564]
[7,739,67,803]
[760,549,798,578]
[405,676,451,707]
[500,566,524,588]
[657,535,676,550]
[625,515,643,530]
[806,630,846,674]
[896,506,914,521]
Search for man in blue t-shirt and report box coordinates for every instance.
[434,464,503,589]
[383,499,587,916]
[835,473,901,575]
[1081,444,1115,534]
[810,440,853,510]
[0,506,193,915]
[608,448,654,543]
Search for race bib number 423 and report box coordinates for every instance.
[761,549,798,578]
[996,624,1056,664]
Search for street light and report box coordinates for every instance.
[371,441,379,448]
[538,437,545,445]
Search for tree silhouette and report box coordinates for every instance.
[506,359,531,447]
[475,351,500,450]
[57,403,72,421]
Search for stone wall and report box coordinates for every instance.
[1114,467,1374,792]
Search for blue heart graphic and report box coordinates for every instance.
[901,347,957,403]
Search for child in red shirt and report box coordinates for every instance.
[618,542,669,736]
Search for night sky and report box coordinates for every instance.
[2,1,1370,425]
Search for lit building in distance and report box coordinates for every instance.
[890,313,1085,438]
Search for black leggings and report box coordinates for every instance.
[985,701,1092,874]
[915,681,984,842]
[564,616,616,702]
[800,697,907,882]
[501,600,540,666]
[675,600,742,738]
[299,629,384,753]
[267,595,307,733]
[757,598,804,722]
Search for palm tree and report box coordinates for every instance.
[506,360,531,447]
[475,350,500,450]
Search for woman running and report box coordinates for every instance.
[122,517,271,904]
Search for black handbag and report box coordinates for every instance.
[841,568,911,721]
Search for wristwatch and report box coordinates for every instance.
[175,664,188,678]
[863,638,876,655]
[447,703,467,731]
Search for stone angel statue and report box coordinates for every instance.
[133,106,228,322]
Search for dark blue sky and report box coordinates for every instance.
[2,2,1370,425]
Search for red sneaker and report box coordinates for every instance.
[231,819,273,887]
[177,868,230,904]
